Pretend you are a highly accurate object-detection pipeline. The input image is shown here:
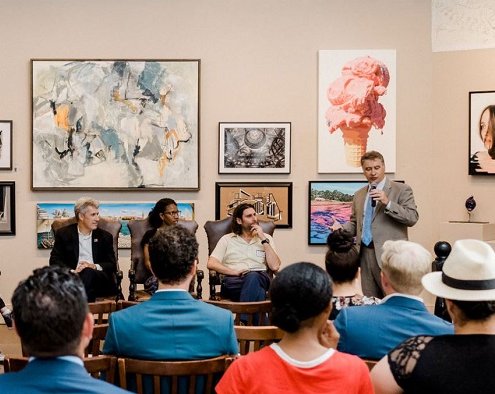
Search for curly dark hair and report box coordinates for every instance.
[451,299,495,321]
[270,262,332,333]
[12,266,88,357]
[325,230,360,283]
[148,198,177,228]
[149,225,198,285]
[231,203,255,235]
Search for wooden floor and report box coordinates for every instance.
[0,324,22,374]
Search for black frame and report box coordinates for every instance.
[0,181,15,235]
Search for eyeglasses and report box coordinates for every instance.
[164,210,181,217]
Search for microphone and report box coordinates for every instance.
[370,183,377,208]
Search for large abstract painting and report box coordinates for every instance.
[36,201,194,249]
[32,59,200,190]
[318,50,396,173]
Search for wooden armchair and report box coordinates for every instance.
[84,323,109,357]
[117,355,233,394]
[88,300,116,324]
[51,216,124,301]
[235,325,284,355]
[204,217,276,300]
[5,355,117,383]
[127,218,204,301]
[205,300,272,326]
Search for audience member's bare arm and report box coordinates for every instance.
[370,356,403,394]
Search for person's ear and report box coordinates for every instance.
[236,217,242,225]
[80,312,94,350]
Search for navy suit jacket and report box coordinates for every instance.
[334,294,453,360]
[49,223,116,275]
[103,291,239,359]
[0,358,130,393]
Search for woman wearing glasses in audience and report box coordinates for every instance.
[216,262,373,394]
[142,198,181,294]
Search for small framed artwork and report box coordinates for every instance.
[0,181,15,235]
[32,59,200,190]
[469,90,495,175]
[0,121,13,170]
[219,122,291,173]
[309,181,366,245]
[215,182,292,228]
[36,201,194,248]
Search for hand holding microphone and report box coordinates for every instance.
[369,183,389,207]
[370,183,377,207]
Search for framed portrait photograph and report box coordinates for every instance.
[308,180,366,245]
[0,120,13,170]
[215,182,292,228]
[31,59,200,190]
[469,90,495,175]
[36,201,194,249]
[219,122,291,174]
[0,181,15,235]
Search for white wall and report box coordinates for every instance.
[0,0,435,303]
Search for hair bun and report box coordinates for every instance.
[273,304,301,333]
[326,230,355,252]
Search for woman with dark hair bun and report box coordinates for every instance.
[326,230,380,319]
[217,262,373,394]
[142,198,180,294]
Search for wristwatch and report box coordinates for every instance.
[261,238,270,245]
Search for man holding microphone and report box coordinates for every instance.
[333,151,419,298]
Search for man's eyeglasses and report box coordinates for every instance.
[164,211,181,217]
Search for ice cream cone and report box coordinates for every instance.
[340,126,372,167]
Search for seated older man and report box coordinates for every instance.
[334,240,453,360]
[49,197,117,302]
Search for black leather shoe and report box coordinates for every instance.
[2,311,13,329]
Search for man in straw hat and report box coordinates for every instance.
[371,239,495,394]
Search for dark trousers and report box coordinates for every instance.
[221,271,271,325]
[0,296,5,309]
[79,268,116,302]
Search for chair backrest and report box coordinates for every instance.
[234,325,284,355]
[51,216,122,266]
[205,300,272,326]
[117,300,140,310]
[128,218,199,284]
[85,323,109,357]
[118,355,233,394]
[204,217,276,255]
[88,300,117,324]
[5,355,117,383]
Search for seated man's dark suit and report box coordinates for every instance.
[49,223,117,301]
[0,358,130,394]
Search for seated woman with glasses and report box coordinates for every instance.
[142,198,181,294]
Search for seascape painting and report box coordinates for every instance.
[32,60,200,190]
[37,202,194,249]
[309,181,366,245]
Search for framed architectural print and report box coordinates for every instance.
[308,180,366,245]
[215,182,292,228]
[0,181,15,235]
[219,122,291,173]
[31,59,200,190]
[469,90,495,175]
[318,50,396,173]
[36,201,195,249]
[0,120,13,170]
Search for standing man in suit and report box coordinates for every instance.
[103,225,238,359]
[0,266,130,394]
[49,197,117,302]
[333,151,418,298]
[334,240,453,360]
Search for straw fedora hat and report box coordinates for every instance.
[422,239,495,301]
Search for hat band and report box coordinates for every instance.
[442,272,495,291]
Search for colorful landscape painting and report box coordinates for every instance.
[309,181,366,245]
[37,201,194,249]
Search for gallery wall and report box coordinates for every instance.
[0,0,437,302]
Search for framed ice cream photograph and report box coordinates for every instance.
[318,50,396,173]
